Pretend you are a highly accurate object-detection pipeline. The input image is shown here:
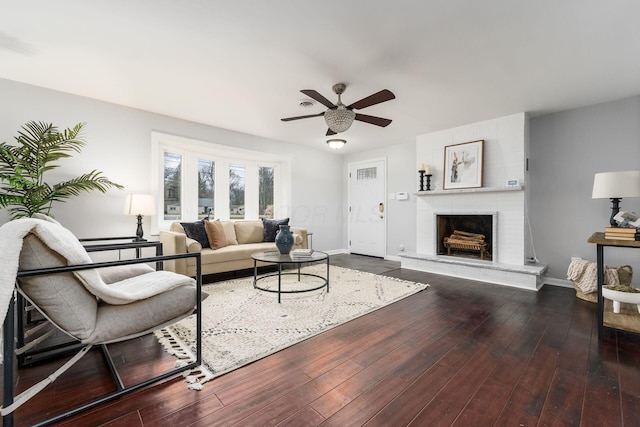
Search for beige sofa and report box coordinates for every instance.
[159,220,308,276]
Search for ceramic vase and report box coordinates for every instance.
[275,224,294,254]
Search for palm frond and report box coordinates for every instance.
[50,171,124,201]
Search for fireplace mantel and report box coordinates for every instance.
[416,185,524,196]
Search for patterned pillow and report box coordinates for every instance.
[180,219,209,248]
[262,218,289,242]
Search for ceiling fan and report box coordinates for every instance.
[281,83,395,136]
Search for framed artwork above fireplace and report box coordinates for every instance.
[443,139,484,190]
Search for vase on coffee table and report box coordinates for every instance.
[275,224,294,254]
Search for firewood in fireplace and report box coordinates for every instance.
[444,230,488,259]
[451,230,486,240]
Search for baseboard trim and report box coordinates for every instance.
[325,249,348,256]
[543,278,574,288]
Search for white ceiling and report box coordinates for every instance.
[2,1,640,154]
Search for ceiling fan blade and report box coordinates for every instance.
[326,128,337,136]
[301,89,336,109]
[281,112,325,122]
[355,113,392,127]
[348,89,395,110]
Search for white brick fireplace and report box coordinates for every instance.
[400,113,547,290]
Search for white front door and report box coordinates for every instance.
[348,159,386,258]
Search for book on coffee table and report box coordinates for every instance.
[290,248,314,259]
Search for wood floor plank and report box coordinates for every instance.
[537,369,586,426]
[364,363,458,427]
[275,406,325,427]
[493,344,560,426]
[309,342,422,419]
[232,359,364,426]
[182,371,312,427]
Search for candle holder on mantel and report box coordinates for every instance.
[419,169,432,191]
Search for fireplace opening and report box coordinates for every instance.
[437,214,493,261]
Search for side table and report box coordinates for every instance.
[588,232,640,340]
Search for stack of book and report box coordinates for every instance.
[290,248,314,259]
[605,227,640,241]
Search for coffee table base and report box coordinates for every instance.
[253,259,329,303]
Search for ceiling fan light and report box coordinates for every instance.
[327,139,347,149]
[324,105,355,133]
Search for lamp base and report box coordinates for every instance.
[135,214,146,241]
[609,197,621,227]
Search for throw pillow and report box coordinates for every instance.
[204,219,229,250]
[234,220,264,244]
[262,218,290,242]
[180,220,209,248]
[220,220,238,245]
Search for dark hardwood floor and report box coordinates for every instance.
[4,254,640,426]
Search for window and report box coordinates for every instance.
[229,163,245,219]
[152,132,290,229]
[198,159,214,219]
[163,153,182,220]
[259,166,274,219]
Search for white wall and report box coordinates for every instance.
[0,79,344,251]
[415,113,529,265]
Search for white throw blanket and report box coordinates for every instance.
[567,257,619,294]
[0,216,195,362]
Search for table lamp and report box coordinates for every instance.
[123,194,156,241]
[592,170,640,227]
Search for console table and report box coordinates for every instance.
[588,232,640,340]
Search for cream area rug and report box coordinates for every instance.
[155,264,428,388]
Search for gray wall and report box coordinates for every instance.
[342,142,417,258]
[529,95,640,282]
[0,79,344,251]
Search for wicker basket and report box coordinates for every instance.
[574,283,598,303]
[574,264,633,303]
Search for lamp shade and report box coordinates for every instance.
[592,171,640,199]
[123,194,156,216]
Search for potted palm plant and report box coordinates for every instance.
[0,121,123,219]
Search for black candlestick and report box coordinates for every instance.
[426,174,432,191]
[419,170,426,191]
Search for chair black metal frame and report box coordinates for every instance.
[2,248,203,427]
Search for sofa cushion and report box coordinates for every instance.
[220,220,238,245]
[262,218,289,242]
[234,220,264,244]
[199,242,278,264]
[180,220,209,248]
[204,219,229,250]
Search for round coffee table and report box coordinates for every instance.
[251,251,329,303]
